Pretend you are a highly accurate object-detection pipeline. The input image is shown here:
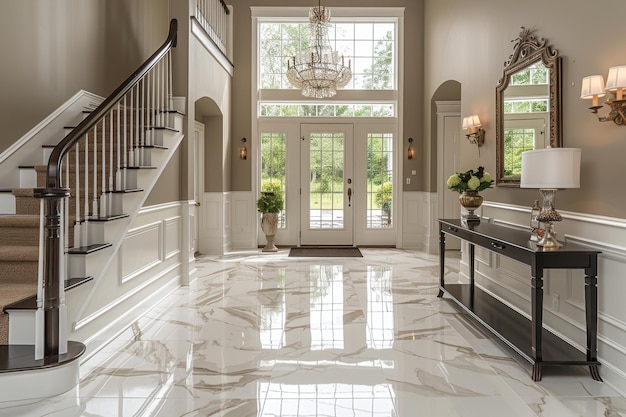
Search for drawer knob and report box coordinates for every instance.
[491,242,505,250]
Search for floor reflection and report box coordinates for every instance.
[2,249,625,417]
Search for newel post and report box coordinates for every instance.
[33,187,70,359]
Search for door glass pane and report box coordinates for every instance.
[261,132,287,228]
[309,132,344,229]
[366,133,393,228]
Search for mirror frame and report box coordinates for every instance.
[495,27,562,187]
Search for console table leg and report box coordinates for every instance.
[531,268,544,363]
[438,227,445,298]
[532,364,542,381]
[584,269,599,364]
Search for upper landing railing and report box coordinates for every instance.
[194,0,233,62]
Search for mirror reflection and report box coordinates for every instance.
[496,28,561,187]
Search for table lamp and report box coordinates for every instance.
[520,147,581,248]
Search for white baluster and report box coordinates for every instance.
[128,87,135,168]
[74,142,81,247]
[108,109,114,214]
[116,102,122,191]
[100,118,107,218]
[92,126,98,217]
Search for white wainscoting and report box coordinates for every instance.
[231,191,257,249]
[120,221,162,284]
[164,216,182,260]
[67,202,186,359]
[402,191,438,251]
[474,201,626,394]
[199,192,233,255]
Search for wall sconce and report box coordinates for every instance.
[239,138,247,160]
[407,137,415,160]
[462,115,485,147]
[581,66,626,125]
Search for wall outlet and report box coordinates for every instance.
[406,178,411,184]
[552,294,560,311]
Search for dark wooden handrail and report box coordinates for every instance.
[220,0,230,15]
[43,18,178,191]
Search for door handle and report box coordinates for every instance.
[347,188,352,207]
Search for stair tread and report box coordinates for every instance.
[68,243,112,254]
[11,188,34,197]
[0,214,39,227]
[3,277,94,312]
[89,214,129,222]
[0,341,85,374]
[0,245,38,261]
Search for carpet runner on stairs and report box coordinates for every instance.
[0,215,40,344]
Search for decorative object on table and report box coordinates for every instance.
[285,0,352,98]
[580,66,626,125]
[447,166,494,222]
[521,147,581,249]
[256,191,284,252]
[529,199,544,242]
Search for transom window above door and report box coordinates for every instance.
[259,21,396,91]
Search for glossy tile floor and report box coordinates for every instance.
[2,248,625,416]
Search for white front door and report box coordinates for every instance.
[300,124,354,245]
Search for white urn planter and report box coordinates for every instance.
[260,212,279,252]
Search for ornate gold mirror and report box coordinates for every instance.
[496,27,562,187]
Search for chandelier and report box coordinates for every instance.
[286,1,352,98]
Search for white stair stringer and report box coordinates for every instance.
[65,113,185,349]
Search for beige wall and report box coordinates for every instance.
[229,0,425,191]
[0,0,107,154]
[424,0,626,219]
[0,0,177,204]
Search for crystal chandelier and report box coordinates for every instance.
[286,1,352,98]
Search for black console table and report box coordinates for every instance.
[438,219,601,381]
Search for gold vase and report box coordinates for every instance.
[459,190,483,222]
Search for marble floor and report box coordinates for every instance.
[1,248,625,416]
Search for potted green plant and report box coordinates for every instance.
[374,182,393,226]
[256,191,284,252]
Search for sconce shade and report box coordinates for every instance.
[580,75,606,99]
[605,66,626,92]
[520,148,581,189]
[462,115,481,132]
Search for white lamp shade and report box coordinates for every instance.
[580,75,606,99]
[605,65,626,91]
[462,115,481,130]
[520,148,581,189]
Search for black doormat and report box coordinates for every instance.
[289,247,363,257]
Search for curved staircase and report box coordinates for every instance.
[0,19,183,401]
